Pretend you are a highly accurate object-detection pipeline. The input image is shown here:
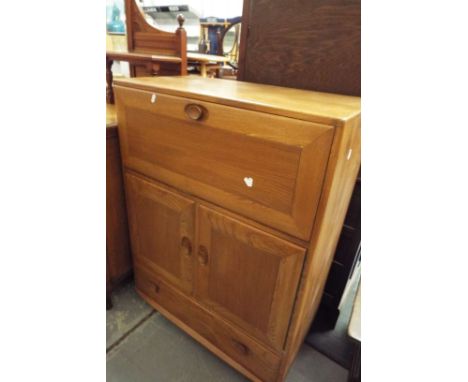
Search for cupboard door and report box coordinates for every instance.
[125,173,195,295]
[115,86,334,240]
[196,206,306,350]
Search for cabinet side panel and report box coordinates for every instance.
[278,115,361,380]
[106,131,132,283]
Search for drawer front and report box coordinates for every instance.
[115,86,334,240]
[135,265,282,382]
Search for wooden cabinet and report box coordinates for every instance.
[238,0,360,97]
[114,76,361,382]
[116,86,334,240]
[125,172,195,295]
[106,111,132,287]
[196,206,306,350]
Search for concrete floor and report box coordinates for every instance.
[107,282,349,382]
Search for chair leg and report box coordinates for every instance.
[106,58,115,104]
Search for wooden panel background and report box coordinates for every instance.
[238,0,360,96]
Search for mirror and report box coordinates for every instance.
[222,22,241,69]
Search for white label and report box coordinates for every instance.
[243,177,254,188]
[151,94,157,103]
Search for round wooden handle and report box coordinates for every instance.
[181,236,192,257]
[185,104,205,121]
[198,245,209,265]
[232,339,249,355]
[154,283,160,293]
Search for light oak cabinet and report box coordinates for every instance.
[196,206,306,350]
[125,173,195,295]
[106,111,132,289]
[115,85,334,240]
[115,76,361,382]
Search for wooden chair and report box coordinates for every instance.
[106,2,189,308]
[106,0,187,104]
[124,0,187,76]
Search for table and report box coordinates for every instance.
[106,50,229,104]
[187,52,230,77]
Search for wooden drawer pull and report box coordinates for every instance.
[232,339,250,356]
[184,104,205,121]
[153,282,160,294]
[181,236,192,257]
[198,245,209,265]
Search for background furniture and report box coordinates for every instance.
[238,0,360,96]
[237,0,361,331]
[124,0,187,77]
[187,52,230,77]
[106,0,189,104]
[106,1,188,103]
[198,17,231,54]
[106,104,132,296]
[141,4,201,51]
[217,20,242,71]
[113,76,361,382]
[106,50,185,104]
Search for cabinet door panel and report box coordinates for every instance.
[196,206,306,350]
[125,173,195,294]
[115,86,334,240]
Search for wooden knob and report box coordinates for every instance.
[232,339,249,355]
[185,104,205,121]
[181,236,192,256]
[177,14,185,28]
[198,245,209,265]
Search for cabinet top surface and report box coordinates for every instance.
[113,76,361,125]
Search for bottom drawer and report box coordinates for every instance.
[135,266,282,382]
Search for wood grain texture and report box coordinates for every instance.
[196,206,306,350]
[113,76,360,125]
[106,114,132,285]
[106,104,118,129]
[238,0,360,96]
[135,265,282,382]
[106,50,182,63]
[115,76,361,382]
[125,172,195,295]
[124,168,310,249]
[115,85,334,240]
[123,0,187,77]
[277,115,361,381]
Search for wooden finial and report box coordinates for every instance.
[177,14,185,28]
